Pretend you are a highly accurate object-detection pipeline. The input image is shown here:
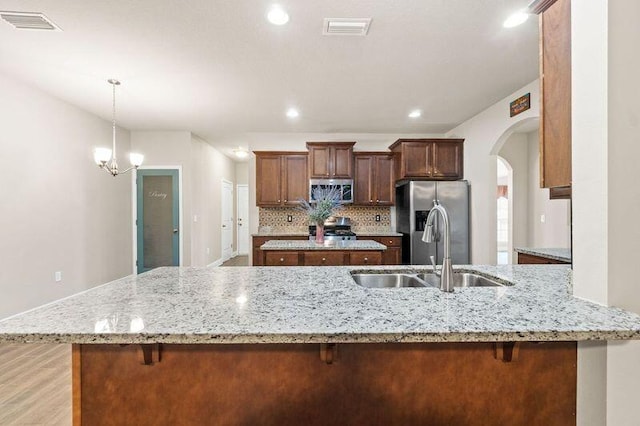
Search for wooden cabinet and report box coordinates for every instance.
[349,251,382,266]
[265,251,300,266]
[389,139,463,181]
[354,153,395,206]
[360,235,402,265]
[306,142,355,178]
[533,0,572,191]
[252,236,308,265]
[303,251,345,266]
[254,152,308,207]
[517,252,570,265]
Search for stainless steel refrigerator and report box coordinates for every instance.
[395,181,470,265]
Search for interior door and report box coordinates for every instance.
[136,169,179,274]
[236,184,249,255]
[221,180,233,261]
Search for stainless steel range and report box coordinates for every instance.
[308,216,357,242]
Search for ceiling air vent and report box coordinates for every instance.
[0,11,61,31]
[323,18,371,36]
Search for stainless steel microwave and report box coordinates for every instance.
[309,179,353,204]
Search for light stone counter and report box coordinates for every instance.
[260,240,387,251]
[1,265,640,344]
[515,248,571,263]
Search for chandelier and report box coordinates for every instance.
[93,79,144,176]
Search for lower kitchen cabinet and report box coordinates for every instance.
[261,249,383,266]
[264,251,300,266]
[360,236,402,265]
[252,236,308,266]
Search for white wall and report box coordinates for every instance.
[131,131,236,267]
[446,80,540,264]
[0,72,132,319]
[497,132,530,262]
[526,131,571,248]
[572,1,640,424]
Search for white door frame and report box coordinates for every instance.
[236,184,249,255]
[221,179,234,261]
[131,166,184,275]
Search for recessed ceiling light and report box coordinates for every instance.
[286,108,299,118]
[233,147,249,158]
[503,10,529,28]
[408,110,421,118]
[267,5,289,25]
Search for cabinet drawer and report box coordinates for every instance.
[349,252,382,265]
[303,252,345,266]
[264,251,300,266]
[362,236,402,247]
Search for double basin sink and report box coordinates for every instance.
[351,270,512,289]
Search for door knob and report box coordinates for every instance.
[173,228,178,234]
[222,225,226,228]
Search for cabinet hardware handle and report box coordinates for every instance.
[369,199,373,203]
[322,257,326,261]
[364,257,368,262]
[278,199,281,203]
[284,199,287,202]
[376,199,379,203]
[280,258,284,262]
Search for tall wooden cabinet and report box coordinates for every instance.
[389,139,464,181]
[306,142,355,178]
[533,0,572,193]
[254,152,308,207]
[354,153,395,206]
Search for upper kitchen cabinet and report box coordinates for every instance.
[389,139,464,181]
[532,0,572,191]
[354,153,395,206]
[306,142,355,179]
[254,152,308,207]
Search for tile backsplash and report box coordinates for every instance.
[259,206,392,233]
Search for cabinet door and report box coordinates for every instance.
[540,0,571,188]
[403,142,432,177]
[332,146,353,178]
[354,155,374,205]
[282,155,308,205]
[373,155,395,205]
[432,142,463,179]
[265,251,300,266]
[308,146,331,178]
[303,251,345,266]
[255,155,282,206]
[349,252,382,265]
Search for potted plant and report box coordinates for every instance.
[298,186,343,244]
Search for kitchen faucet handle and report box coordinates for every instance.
[429,256,440,276]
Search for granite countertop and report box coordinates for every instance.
[260,240,387,251]
[515,248,571,263]
[1,264,640,345]
[355,231,403,237]
[252,232,309,237]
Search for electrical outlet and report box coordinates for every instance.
[375,214,381,222]
[287,215,293,222]
[54,271,62,282]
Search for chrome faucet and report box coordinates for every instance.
[422,200,454,292]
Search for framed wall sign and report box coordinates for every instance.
[510,92,531,117]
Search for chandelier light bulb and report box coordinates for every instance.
[129,152,144,167]
[94,147,112,164]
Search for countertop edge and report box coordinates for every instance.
[2,330,639,345]
[515,247,571,263]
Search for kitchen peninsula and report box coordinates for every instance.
[1,264,640,425]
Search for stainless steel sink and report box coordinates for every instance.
[417,272,507,288]
[351,273,427,288]
[351,270,511,289]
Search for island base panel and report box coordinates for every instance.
[74,342,576,426]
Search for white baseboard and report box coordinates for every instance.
[208,258,224,267]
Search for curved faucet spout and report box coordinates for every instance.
[421,200,454,292]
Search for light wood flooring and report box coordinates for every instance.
[221,255,248,267]
[0,344,71,425]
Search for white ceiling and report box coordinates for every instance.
[0,0,538,156]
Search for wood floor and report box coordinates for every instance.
[221,255,248,267]
[0,344,71,425]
